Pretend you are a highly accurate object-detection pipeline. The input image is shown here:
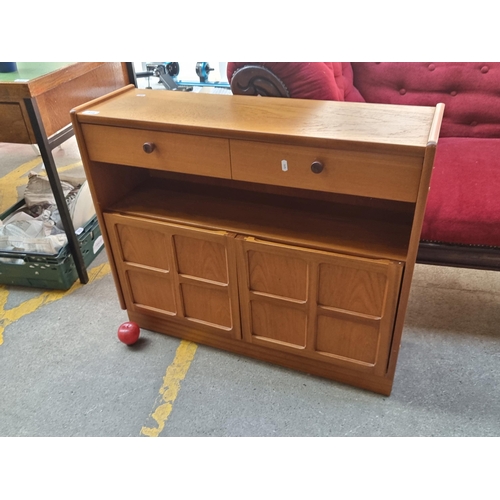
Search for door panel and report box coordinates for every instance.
[181,282,233,329]
[316,313,380,364]
[318,262,388,317]
[236,236,403,375]
[250,301,308,348]
[116,224,170,270]
[127,269,177,315]
[174,234,228,284]
[104,213,241,338]
[247,249,308,301]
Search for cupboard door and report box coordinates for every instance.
[104,213,241,339]
[235,237,403,375]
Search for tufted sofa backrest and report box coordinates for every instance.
[351,62,500,138]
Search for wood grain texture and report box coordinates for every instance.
[72,88,442,395]
[1,62,131,144]
[82,124,231,178]
[231,139,422,201]
[181,283,233,329]
[235,236,403,376]
[74,88,436,153]
[247,248,308,300]
[104,213,241,339]
[37,63,130,137]
[0,103,30,143]
[0,62,105,100]
[174,234,228,284]
[127,269,177,315]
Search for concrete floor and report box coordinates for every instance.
[1,135,499,438]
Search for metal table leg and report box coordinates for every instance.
[24,98,89,284]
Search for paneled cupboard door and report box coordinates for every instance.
[104,213,241,339]
[235,237,404,375]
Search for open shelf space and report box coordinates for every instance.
[106,173,414,263]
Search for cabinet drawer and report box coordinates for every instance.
[82,124,232,179]
[230,139,423,202]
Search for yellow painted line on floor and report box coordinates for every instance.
[0,262,111,346]
[1,154,97,346]
[3,155,196,435]
[3,154,196,435]
[141,340,198,437]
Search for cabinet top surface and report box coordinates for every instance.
[73,87,441,151]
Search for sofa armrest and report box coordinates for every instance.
[227,62,365,102]
[230,65,290,97]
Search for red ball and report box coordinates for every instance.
[117,321,141,345]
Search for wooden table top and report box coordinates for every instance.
[0,62,73,83]
[0,62,109,100]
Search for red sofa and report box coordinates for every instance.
[227,62,500,270]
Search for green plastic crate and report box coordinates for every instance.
[0,200,104,290]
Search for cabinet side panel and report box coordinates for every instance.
[387,143,438,377]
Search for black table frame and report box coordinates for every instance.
[17,63,137,284]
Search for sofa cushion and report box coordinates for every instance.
[422,137,500,247]
[351,62,500,138]
[227,62,365,102]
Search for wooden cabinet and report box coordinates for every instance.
[71,86,444,395]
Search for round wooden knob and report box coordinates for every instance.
[143,142,155,154]
[311,161,324,174]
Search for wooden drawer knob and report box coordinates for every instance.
[311,161,324,174]
[143,142,155,154]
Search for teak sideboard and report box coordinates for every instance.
[71,85,444,395]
